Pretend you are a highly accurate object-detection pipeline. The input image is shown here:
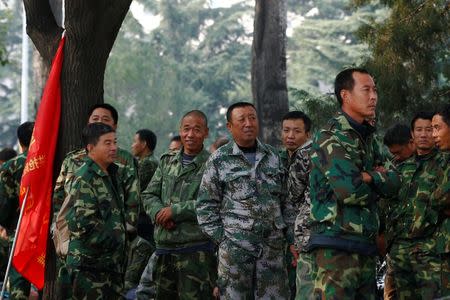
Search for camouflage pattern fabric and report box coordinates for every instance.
[279,148,293,171]
[388,149,450,299]
[124,236,154,290]
[312,248,376,300]
[153,251,217,300]
[432,152,450,255]
[142,148,216,299]
[217,238,289,299]
[295,252,315,300]
[142,148,211,249]
[65,158,128,297]
[196,140,294,299]
[309,112,400,245]
[0,152,26,232]
[289,140,312,250]
[0,153,33,299]
[305,112,400,299]
[9,267,31,300]
[53,147,139,229]
[286,140,312,299]
[124,153,158,291]
[389,240,449,299]
[136,252,157,300]
[68,268,124,300]
[137,153,158,192]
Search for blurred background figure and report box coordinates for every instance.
[168,135,182,152]
[209,136,229,153]
[0,148,17,166]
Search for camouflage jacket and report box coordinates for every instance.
[53,147,139,229]
[288,140,312,250]
[66,158,128,274]
[138,153,159,192]
[196,140,295,256]
[142,148,211,249]
[388,149,439,241]
[430,152,449,254]
[0,152,26,233]
[390,149,442,248]
[309,112,400,254]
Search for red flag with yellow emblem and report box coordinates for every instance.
[12,35,65,290]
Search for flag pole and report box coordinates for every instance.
[0,187,30,300]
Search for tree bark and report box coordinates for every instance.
[251,0,289,146]
[22,1,132,298]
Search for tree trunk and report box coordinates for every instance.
[22,0,132,298]
[251,0,289,146]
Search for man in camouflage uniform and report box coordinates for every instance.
[196,102,295,299]
[431,104,450,297]
[64,123,128,299]
[388,111,447,299]
[279,110,313,299]
[142,110,216,300]
[380,123,416,300]
[124,129,159,292]
[281,112,314,300]
[53,103,139,295]
[0,122,35,300]
[304,68,400,299]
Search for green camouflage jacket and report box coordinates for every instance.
[431,152,450,254]
[142,148,210,249]
[66,158,127,274]
[196,140,295,256]
[138,153,159,192]
[53,147,139,229]
[309,112,400,254]
[390,149,442,250]
[0,152,27,232]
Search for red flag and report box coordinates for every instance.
[12,35,65,290]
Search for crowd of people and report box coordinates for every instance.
[0,67,449,300]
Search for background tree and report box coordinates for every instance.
[252,0,289,146]
[22,0,132,297]
[353,0,449,128]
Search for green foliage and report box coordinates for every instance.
[105,1,252,154]
[289,87,338,132]
[353,0,449,126]
[287,0,386,96]
[0,3,22,149]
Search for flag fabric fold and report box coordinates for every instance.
[12,35,66,290]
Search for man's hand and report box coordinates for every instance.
[162,220,176,230]
[289,244,299,267]
[0,226,8,240]
[361,172,372,183]
[156,207,173,225]
[374,166,387,173]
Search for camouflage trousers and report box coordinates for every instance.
[136,252,157,300]
[309,248,376,300]
[389,243,450,300]
[67,267,125,300]
[295,251,315,300]
[124,236,154,290]
[153,250,217,300]
[217,239,289,300]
